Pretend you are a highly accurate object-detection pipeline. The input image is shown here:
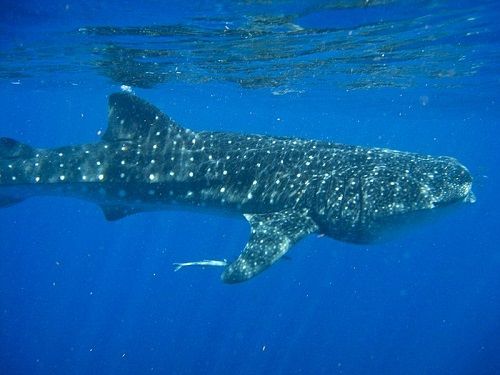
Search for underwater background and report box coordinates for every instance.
[0,1,499,374]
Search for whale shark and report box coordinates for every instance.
[0,93,474,283]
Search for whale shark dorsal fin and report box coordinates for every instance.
[0,137,35,159]
[104,93,184,142]
[221,210,318,283]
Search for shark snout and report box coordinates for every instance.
[429,157,474,207]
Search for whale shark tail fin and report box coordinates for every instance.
[104,92,188,142]
[0,137,35,207]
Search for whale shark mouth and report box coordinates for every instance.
[464,187,476,204]
[432,180,475,208]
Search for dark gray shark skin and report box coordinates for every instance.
[0,93,474,283]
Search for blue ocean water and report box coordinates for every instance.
[1,1,499,374]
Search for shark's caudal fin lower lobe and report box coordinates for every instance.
[0,137,36,207]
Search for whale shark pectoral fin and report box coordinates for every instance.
[221,210,318,283]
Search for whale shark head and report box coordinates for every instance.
[423,156,475,207]
[320,150,474,243]
[367,154,474,242]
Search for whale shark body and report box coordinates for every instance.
[0,93,474,283]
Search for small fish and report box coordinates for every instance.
[173,259,228,272]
